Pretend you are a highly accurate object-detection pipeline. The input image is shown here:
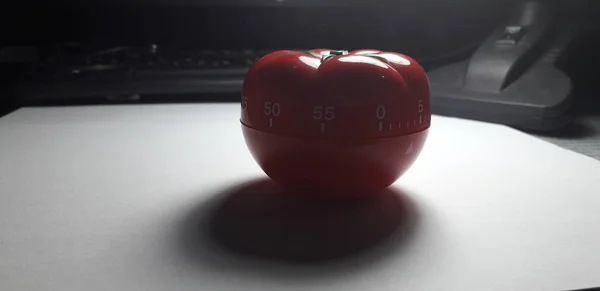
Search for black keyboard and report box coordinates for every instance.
[28,45,276,81]
[18,45,283,104]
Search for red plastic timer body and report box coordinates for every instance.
[241,49,430,196]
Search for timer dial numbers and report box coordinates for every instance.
[241,49,431,139]
[241,50,320,134]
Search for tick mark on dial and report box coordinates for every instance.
[269,118,273,127]
[320,123,325,133]
[378,121,383,132]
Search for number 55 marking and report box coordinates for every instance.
[313,106,335,120]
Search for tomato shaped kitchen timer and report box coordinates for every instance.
[241,49,430,197]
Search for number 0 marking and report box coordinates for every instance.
[376,105,386,120]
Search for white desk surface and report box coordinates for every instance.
[1,104,600,291]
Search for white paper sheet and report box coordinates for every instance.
[1,104,599,291]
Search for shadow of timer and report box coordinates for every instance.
[241,49,431,197]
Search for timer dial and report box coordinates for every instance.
[241,49,430,196]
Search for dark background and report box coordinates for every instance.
[1,0,599,119]
[1,0,518,61]
[0,0,515,115]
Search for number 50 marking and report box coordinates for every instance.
[313,106,335,120]
[264,101,281,116]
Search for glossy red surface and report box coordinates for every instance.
[241,48,431,195]
[242,125,428,196]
